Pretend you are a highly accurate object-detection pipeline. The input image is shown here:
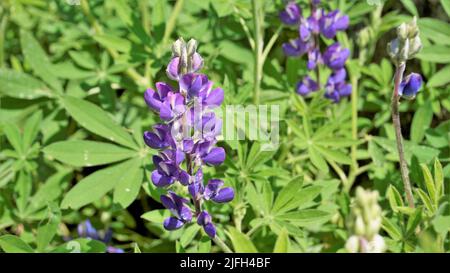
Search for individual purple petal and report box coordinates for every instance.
[163,217,185,230]
[399,73,422,100]
[166,57,180,80]
[323,43,350,70]
[329,68,347,84]
[179,205,192,222]
[180,73,205,98]
[203,223,216,238]
[202,147,226,166]
[204,179,224,200]
[177,170,190,185]
[337,82,352,97]
[320,10,349,39]
[77,220,98,240]
[282,39,306,56]
[151,170,174,187]
[307,48,322,70]
[102,229,113,243]
[279,2,301,25]
[197,211,212,226]
[144,88,162,112]
[296,76,319,96]
[160,194,177,211]
[205,87,224,107]
[143,131,166,149]
[324,90,340,103]
[191,53,204,72]
[211,187,235,203]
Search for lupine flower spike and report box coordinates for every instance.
[345,188,385,253]
[388,18,423,208]
[143,38,234,240]
[279,0,351,102]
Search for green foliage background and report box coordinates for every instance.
[0,0,449,253]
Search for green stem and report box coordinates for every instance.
[0,14,8,68]
[213,236,233,253]
[162,0,185,47]
[261,25,282,63]
[391,62,415,208]
[252,0,264,105]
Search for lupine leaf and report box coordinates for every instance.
[273,228,289,253]
[227,227,258,253]
[0,235,34,253]
[0,69,53,99]
[43,140,137,167]
[62,95,138,149]
[61,159,140,209]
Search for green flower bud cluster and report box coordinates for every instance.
[345,187,386,253]
[388,17,422,65]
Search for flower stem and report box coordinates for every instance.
[252,0,264,105]
[213,236,233,253]
[391,62,415,208]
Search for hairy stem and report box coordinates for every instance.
[391,62,415,208]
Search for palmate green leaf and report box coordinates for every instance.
[22,110,42,151]
[68,51,97,70]
[273,228,289,253]
[406,208,423,237]
[113,160,144,208]
[0,235,34,253]
[411,102,433,143]
[372,136,440,163]
[198,236,212,253]
[400,0,418,16]
[0,69,53,99]
[386,185,404,212]
[308,146,329,172]
[381,216,402,241]
[93,34,132,53]
[61,158,141,209]
[421,163,437,206]
[15,171,32,214]
[276,186,323,214]
[36,207,60,252]
[61,95,138,150]
[25,170,71,216]
[271,176,303,213]
[20,30,62,92]
[43,140,137,167]
[418,18,450,46]
[3,122,23,154]
[427,65,450,88]
[415,188,435,213]
[314,145,352,165]
[434,158,444,197]
[180,224,201,248]
[417,45,450,63]
[141,209,171,224]
[275,209,330,227]
[227,227,258,253]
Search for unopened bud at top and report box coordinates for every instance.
[388,17,422,65]
[186,39,198,56]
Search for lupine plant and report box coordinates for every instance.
[0,0,449,254]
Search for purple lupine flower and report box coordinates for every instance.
[204,179,235,203]
[323,43,350,70]
[319,10,349,39]
[197,211,216,238]
[282,39,308,56]
[161,192,192,230]
[143,38,233,239]
[279,1,351,102]
[296,76,319,96]
[399,73,422,100]
[77,220,124,253]
[279,2,301,25]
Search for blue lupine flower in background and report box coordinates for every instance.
[399,73,422,100]
[77,220,124,253]
[279,0,352,102]
[143,38,234,239]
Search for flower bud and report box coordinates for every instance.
[172,38,185,57]
[186,39,198,56]
[397,23,408,40]
[408,36,422,59]
[345,235,360,253]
